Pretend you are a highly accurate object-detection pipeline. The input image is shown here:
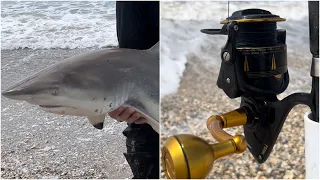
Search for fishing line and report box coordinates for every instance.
[228,1,229,23]
[236,22,278,47]
[225,1,277,47]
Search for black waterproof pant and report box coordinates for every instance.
[116,1,159,179]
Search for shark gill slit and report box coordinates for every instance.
[114,83,119,109]
[124,82,130,104]
[121,80,126,107]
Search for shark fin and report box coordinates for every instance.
[123,100,159,134]
[148,42,159,55]
[88,114,105,130]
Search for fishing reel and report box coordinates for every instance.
[162,8,319,179]
[202,8,288,99]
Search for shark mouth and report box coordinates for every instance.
[39,105,62,108]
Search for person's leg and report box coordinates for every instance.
[116,1,159,179]
[122,124,159,179]
[116,1,159,49]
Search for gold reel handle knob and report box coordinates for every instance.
[162,134,246,179]
[162,108,249,179]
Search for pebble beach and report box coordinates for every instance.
[160,2,313,178]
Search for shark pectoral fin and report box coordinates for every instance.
[88,114,105,130]
[123,100,159,134]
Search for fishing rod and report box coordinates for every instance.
[161,1,319,179]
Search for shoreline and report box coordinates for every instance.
[1,45,118,51]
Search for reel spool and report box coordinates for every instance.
[201,9,289,98]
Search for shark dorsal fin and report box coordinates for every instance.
[147,42,159,55]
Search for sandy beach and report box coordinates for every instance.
[1,49,132,179]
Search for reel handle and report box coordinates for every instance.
[206,111,247,153]
[161,108,248,179]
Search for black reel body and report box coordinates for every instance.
[202,9,289,98]
[202,8,318,164]
[201,9,293,163]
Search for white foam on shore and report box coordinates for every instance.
[1,1,117,49]
[160,1,310,98]
[161,1,308,21]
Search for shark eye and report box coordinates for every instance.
[51,88,59,96]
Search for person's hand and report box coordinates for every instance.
[108,107,147,124]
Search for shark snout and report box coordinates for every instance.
[2,79,32,100]
[2,82,43,101]
[2,79,54,101]
[2,88,24,99]
[2,77,37,99]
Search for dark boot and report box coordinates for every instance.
[123,123,159,179]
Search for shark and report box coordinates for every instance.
[2,43,159,133]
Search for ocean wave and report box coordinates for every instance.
[161,1,308,21]
[1,1,118,50]
[160,1,311,98]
